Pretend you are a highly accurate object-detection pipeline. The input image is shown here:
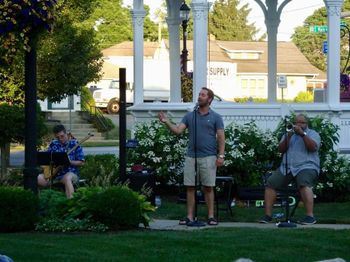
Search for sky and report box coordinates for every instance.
[123,0,325,41]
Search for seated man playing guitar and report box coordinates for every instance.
[37,124,85,198]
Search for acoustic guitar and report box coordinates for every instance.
[42,133,94,179]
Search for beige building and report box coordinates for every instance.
[100,40,326,101]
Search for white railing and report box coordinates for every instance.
[128,102,350,153]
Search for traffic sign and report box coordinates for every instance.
[323,41,328,54]
[309,25,328,33]
[309,22,347,33]
[278,75,287,89]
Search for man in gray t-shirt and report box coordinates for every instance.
[159,87,225,226]
[259,114,321,225]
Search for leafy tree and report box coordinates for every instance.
[292,7,328,72]
[144,5,159,42]
[0,0,103,103]
[209,0,258,41]
[84,0,133,48]
[37,17,103,102]
[292,1,350,72]
[0,103,48,177]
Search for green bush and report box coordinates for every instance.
[87,186,154,229]
[38,189,68,218]
[128,120,187,185]
[293,91,313,103]
[219,121,280,186]
[181,73,193,102]
[80,86,96,109]
[37,186,155,231]
[79,154,119,186]
[35,217,108,233]
[0,187,39,232]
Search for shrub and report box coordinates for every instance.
[0,187,39,232]
[293,91,313,103]
[87,186,155,229]
[38,189,68,218]
[128,120,187,185]
[219,122,279,187]
[316,153,350,201]
[37,186,155,231]
[181,72,193,102]
[79,154,119,186]
[35,217,108,233]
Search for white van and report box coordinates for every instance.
[92,80,170,114]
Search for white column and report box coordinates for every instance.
[266,19,279,103]
[166,18,182,102]
[254,0,291,103]
[191,0,209,102]
[131,3,146,104]
[324,0,344,108]
[166,0,183,102]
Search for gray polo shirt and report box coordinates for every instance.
[181,108,224,158]
[279,128,321,176]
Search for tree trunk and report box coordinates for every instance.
[0,143,10,179]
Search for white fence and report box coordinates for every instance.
[128,102,350,153]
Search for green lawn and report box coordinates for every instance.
[0,199,349,262]
[153,196,350,224]
[0,228,349,262]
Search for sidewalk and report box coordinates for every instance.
[144,219,350,231]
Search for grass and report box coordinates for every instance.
[0,228,349,262]
[152,196,350,224]
[0,197,349,261]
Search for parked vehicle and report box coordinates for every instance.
[91,80,170,114]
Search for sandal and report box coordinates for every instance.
[207,217,218,226]
[179,217,192,226]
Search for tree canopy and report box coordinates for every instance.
[209,0,258,41]
[292,1,350,73]
[0,0,103,103]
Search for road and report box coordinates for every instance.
[5,113,132,167]
[8,147,119,167]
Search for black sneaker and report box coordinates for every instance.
[300,216,316,225]
[259,215,272,223]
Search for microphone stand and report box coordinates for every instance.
[188,104,205,227]
[277,90,296,228]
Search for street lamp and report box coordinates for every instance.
[180,1,190,74]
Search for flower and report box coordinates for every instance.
[340,73,350,92]
[218,122,280,187]
[127,120,187,185]
[0,0,57,62]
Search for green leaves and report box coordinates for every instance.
[219,121,279,187]
[209,0,258,41]
[128,120,187,185]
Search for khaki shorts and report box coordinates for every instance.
[55,172,79,184]
[183,156,217,187]
[266,169,318,190]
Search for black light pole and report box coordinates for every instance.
[180,1,190,74]
[23,35,39,194]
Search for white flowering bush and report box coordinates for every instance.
[315,152,350,201]
[128,116,350,201]
[218,122,280,187]
[127,120,188,185]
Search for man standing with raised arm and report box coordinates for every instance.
[159,87,225,226]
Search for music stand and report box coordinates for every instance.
[37,152,70,166]
[37,152,71,182]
